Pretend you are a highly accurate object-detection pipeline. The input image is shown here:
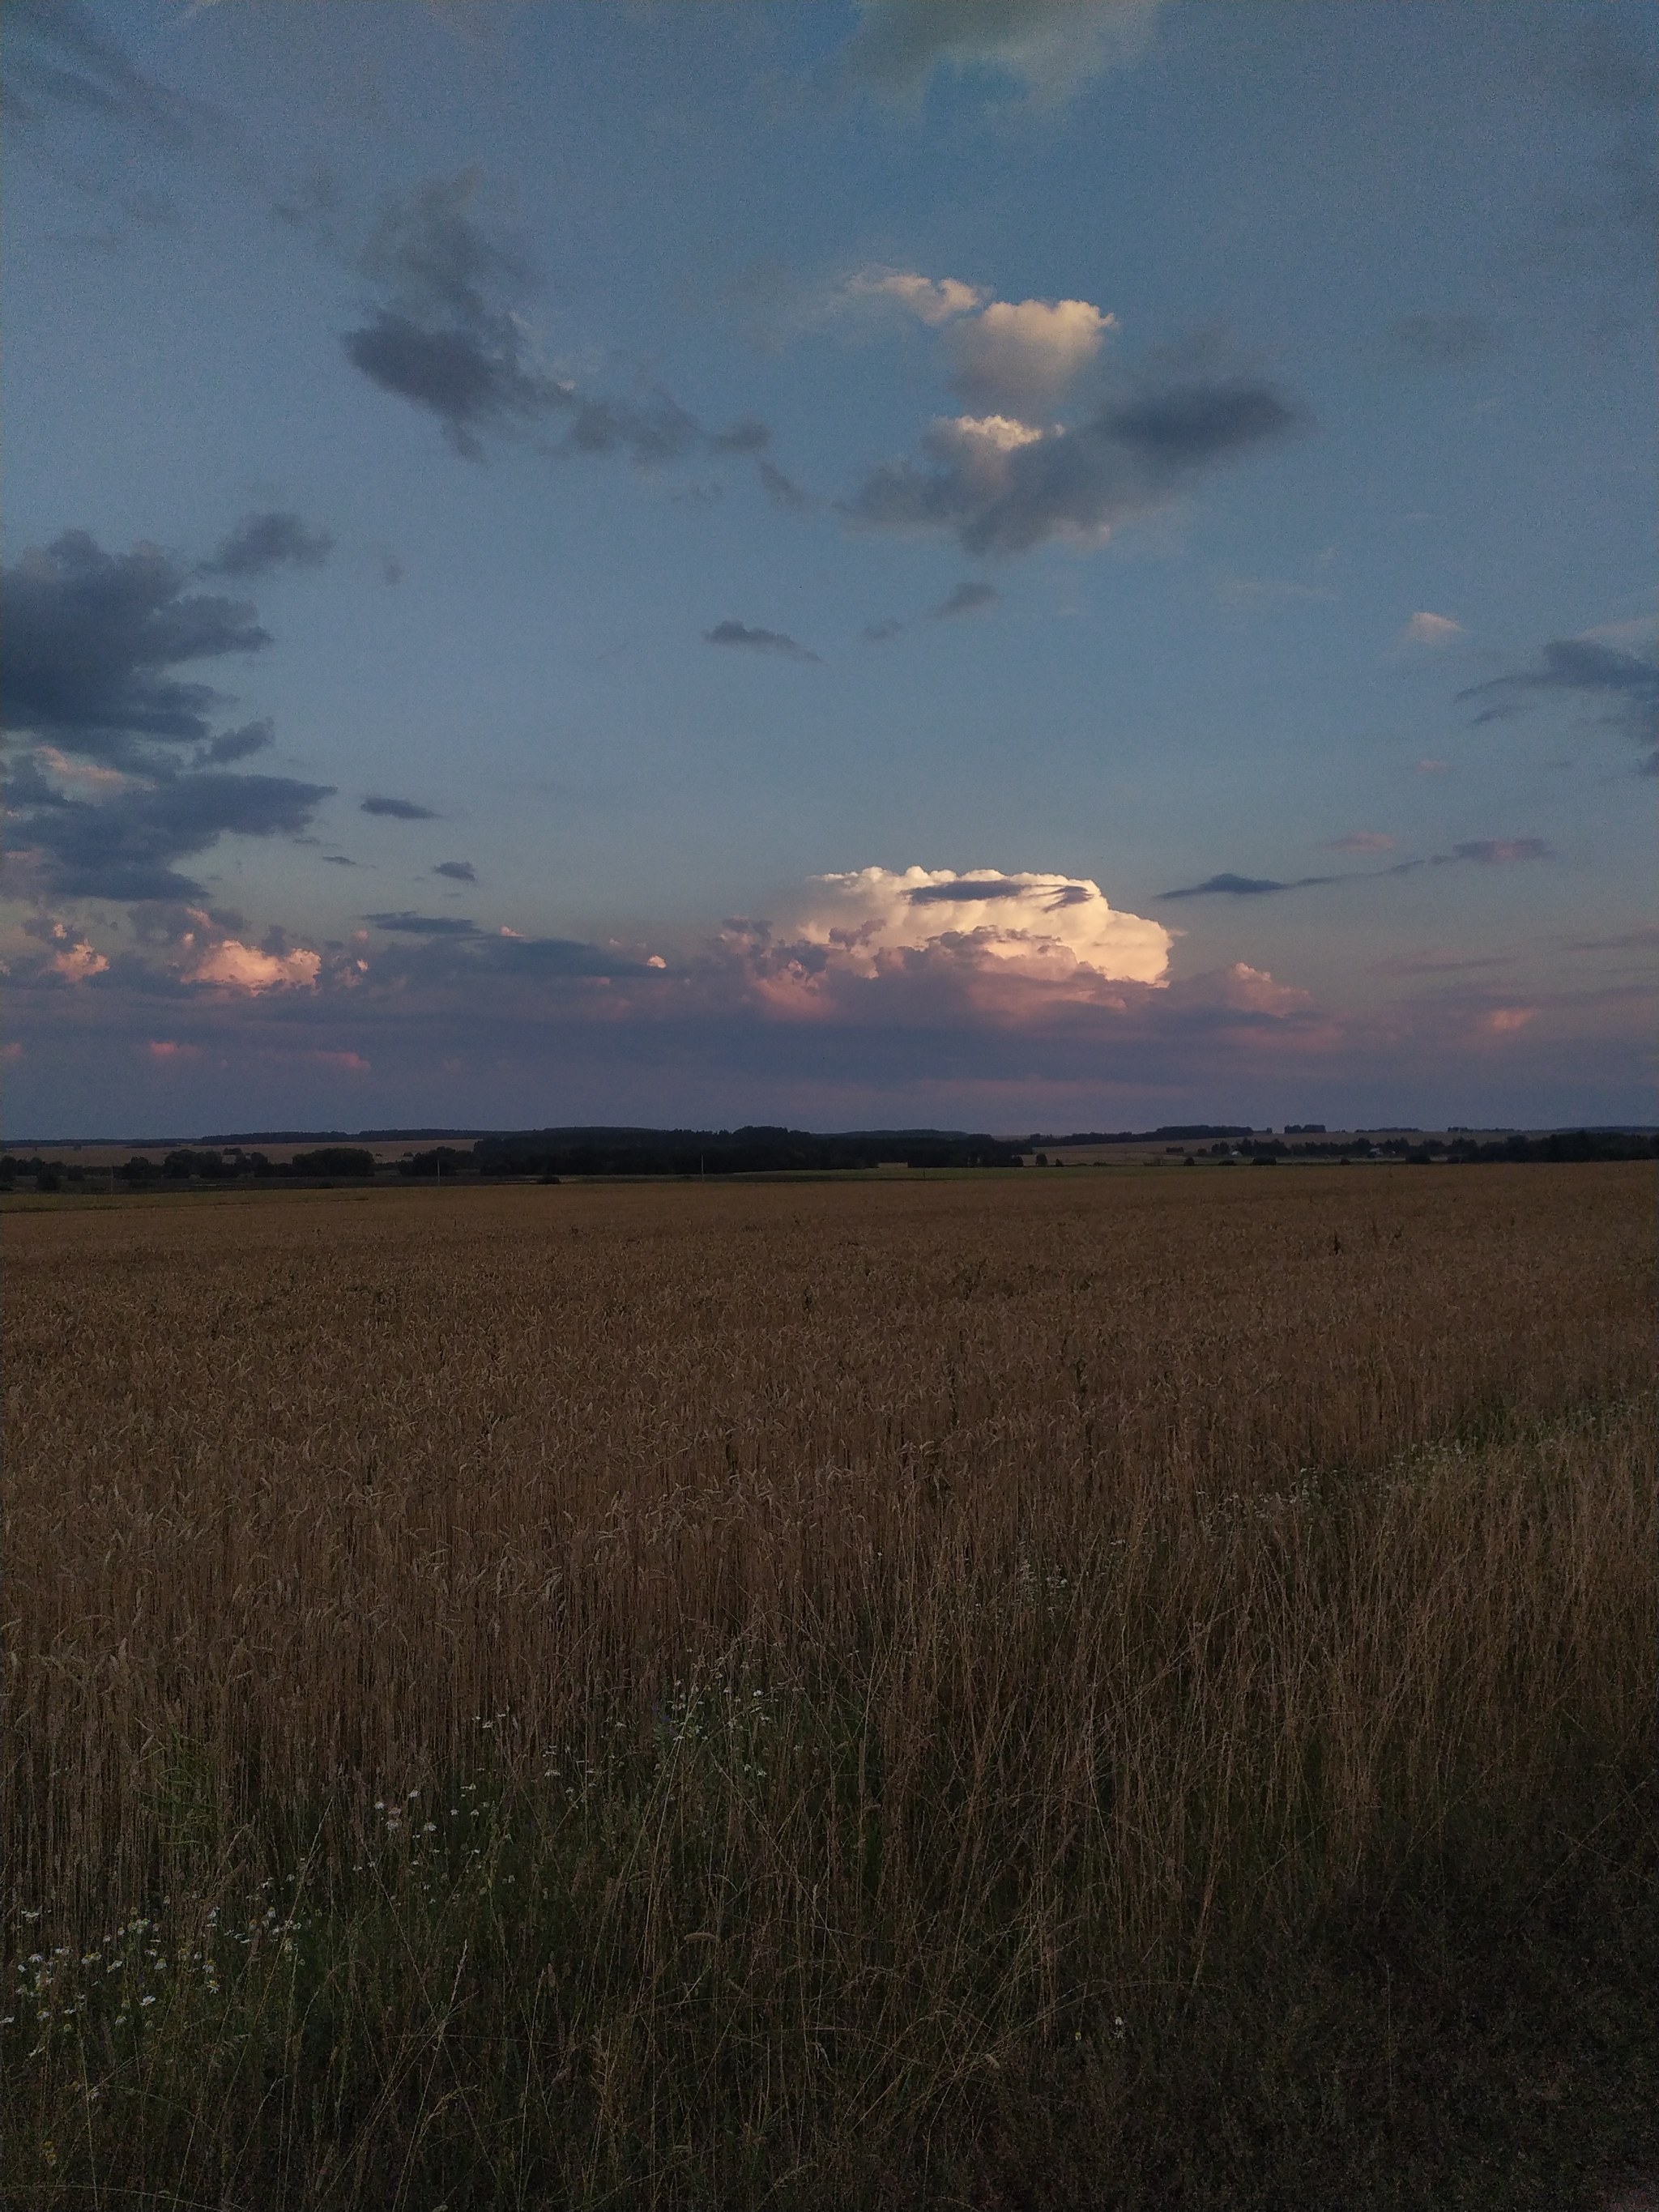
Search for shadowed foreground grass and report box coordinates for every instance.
[5,1168,1656,2207]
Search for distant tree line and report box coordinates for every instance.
[1222,1132,1659,1164]
[3,1127,1649,1194]
[467,1126,1026,1178]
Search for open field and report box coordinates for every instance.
[6,1168,1656,2209]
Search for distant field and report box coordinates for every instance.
[6,1168,1656,2209]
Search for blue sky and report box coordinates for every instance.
[3,0,1654,1136]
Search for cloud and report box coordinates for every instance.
[363,912,483,936]
[360,795,439,820]
[1402,610,1463,646]
[834,0,1163,107]
[3,759,336,903]
[433,860,477,883]
[2,530,271,761]
[1391,314,1499,366]
[1370,950,1513,978]
[1565,923,1659,953]
[19,915,109,983]
[757,458,811,511]
[200,513,335,579]
[340,170,706,472]
[1437,838,1552,866]
[1457,635,1658,752]
[845,378,1302,557]
[1217,575,1337,607]
[705,620,822,664]
[767,866,1171,989]
[929,581,1000,620]
[945,296,1113,416]
[1536,19,1659,269]
[839,268,991,326]
[1,0,237,165]
[1159,871,1344,900]
[710,418,771,454]
[188,938,322,992]
[831,272,1110,420]
[1479,1007,1537,1035]
[862,619,904,643]
[204,717,275,765]
[1329,832,1395,853]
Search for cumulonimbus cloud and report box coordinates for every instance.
[750,865,1171,995]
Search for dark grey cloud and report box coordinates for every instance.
[846,377,1302,557]
[200,513,334,579]
[2,531,270,761]
[340,172,707,473]
[360,795,440,820]
[705,620,822,665]
[1391,313,1499,366]
[862,619,904,644]
[4,761,335,904]
[364,912,483,937]
[903,876,1092,910]
[1158,871,1344,901]
[322,855,360,867]
[203,718,275,766]
[433,860,477,883]
[1458,637,1658,752]
[929,580,999,620]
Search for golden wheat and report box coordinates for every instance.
[3,1166,1654,2206]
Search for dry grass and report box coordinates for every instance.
[5,1166,1656,2208]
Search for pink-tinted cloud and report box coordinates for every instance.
[1329,831,1394,852]
[186,937,322,991]
[1480,1008,1537,1034]
[147,1039,202,1061]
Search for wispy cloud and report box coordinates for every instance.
[1390,313,1498,367]
[1435,838,1551,866]
[1402,610,1462,646]
[1158,870,1346,901]
[433,859,477,884]
[363,912,484,937]
[929,581,999,620]
[1458,633,1658,757]
[705,620,822,664]
[199,513,334,580]
[360,795,439,820]
[833,0,1164,109]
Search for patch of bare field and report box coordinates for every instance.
[5,1166,1656,2207]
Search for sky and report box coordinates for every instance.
[2,0,1655,1138]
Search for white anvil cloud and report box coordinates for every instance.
[785,866,1171,983]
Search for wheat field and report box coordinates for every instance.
[5,1166,1656,2208]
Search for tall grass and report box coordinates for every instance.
[5,1166,1655,2206]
